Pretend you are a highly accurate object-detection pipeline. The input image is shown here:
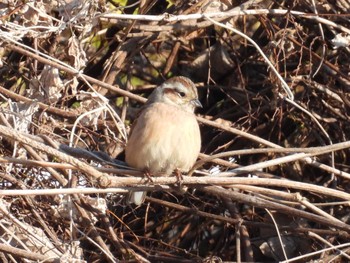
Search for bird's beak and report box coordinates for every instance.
[191,99,202,108]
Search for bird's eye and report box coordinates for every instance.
[177,91,186,98]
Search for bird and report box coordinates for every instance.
[125,76,202,205]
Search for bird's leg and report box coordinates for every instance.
[174,168,183,185]
[143,169,153,183]
[174,168,188,194]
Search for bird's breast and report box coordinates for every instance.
[125,102,201,175]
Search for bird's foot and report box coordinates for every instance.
[174,168,183,185]
[143,170,154,183]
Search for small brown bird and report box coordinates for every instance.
[125,76,202,205]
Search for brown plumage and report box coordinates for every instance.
[125,76,202,205]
